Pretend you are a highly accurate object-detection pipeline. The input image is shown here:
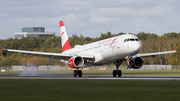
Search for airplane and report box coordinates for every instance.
[1,20,176,77]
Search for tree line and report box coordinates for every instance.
[0,31,179,67]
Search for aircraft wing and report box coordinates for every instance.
[136,50,176,57]
[3,49,94,60]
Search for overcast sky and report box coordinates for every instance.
[0,0,180,39]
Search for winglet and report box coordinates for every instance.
[59,20,72,52]
[0,47,2,52]
[175,49,177,51]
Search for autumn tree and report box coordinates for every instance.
[0,31,179,66]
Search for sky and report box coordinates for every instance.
[0,0,180,39]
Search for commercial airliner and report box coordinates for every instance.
[2,21,176,77]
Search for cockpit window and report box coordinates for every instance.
[124,38,139,42]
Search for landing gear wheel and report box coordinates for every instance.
[73,70,77,77]
[78,70,82,77]
[117,70,122,77]
[113,70,117,77]
[113,59,123,77]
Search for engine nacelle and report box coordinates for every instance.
[68,56,84,69]
[129,56,144,69]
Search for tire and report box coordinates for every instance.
[73,70,77,77]
[78,70,82,77]
[113,70,117,77]
[117,70,122,77]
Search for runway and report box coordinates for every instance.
[0,74,180,80]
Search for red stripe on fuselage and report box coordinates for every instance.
[110,38,118,47]
[63,40,72,52]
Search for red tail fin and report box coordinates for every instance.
[59,21,72,52]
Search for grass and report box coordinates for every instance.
[1,70,180,76]
[1,70,180,100]
[0,79,180,101]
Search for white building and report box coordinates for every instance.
[15,27,55,39]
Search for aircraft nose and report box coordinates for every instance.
[133,42,142,53]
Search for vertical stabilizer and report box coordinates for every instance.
[59,20,72,52]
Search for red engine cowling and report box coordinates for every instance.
[129,56,144,69]
[68,56,84,69]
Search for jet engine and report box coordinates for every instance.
[68,56,84,69]
[129,56,144,69]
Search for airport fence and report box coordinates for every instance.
[172,65,180,70]
[0,66,12,71]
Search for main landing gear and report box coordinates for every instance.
[73,69,82,77]
[113,59,123,77]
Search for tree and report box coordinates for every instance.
[0,54,21,67]
[168,45,180,65]
[0,31,179,66]
[27,56,48,66]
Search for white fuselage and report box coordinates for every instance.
[62,34,142,67]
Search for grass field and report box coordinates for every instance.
[0,79,180,101]
[1,70,180,101]
[1,70,180,76]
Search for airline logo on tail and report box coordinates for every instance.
[59,21,72,52]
